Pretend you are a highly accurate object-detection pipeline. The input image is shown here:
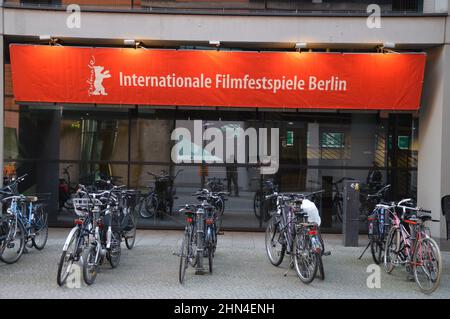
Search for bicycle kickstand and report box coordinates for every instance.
[358,242,371,260]
[284,257,294,277]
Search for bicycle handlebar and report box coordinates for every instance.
[265,190,324,201]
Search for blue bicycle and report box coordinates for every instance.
[0,175,48,264]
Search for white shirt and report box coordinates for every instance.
[301,199,321,226]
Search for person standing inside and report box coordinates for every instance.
[226,155,239,197]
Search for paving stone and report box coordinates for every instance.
[0,228,448,299]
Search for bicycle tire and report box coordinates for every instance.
[254,191,261,218]
[370,240,383,265]
[107,231,121,268]
[57,227,80,287]
[265,216,285,266]
[384,226,401,274]
[125,209,137,250]
[32,205,48,250]
[316,253,325,280]
[413,237,442,294]
[335,200,343,222]
[0,217,26,264]
[179,230,189,284]
[139,195,157,219]
[293,234,318,284]
[208,244,213,274]
[82,245,98,285]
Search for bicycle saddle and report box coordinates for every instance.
[25,196,38,202]
[417,211,432,221]
[179,207,194,215]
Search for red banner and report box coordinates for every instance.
[9,44,426,110]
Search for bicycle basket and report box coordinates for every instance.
[72,198,94,217]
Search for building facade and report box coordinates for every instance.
[0,0,449,250]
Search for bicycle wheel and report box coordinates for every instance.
[57,227,80,287]
[384,226,401,274]
[0,217,26,264]
[139,195,157,219]
[82,245,98,285]
[107,231,121,268]
[265,216,286,266]
[316,253,325,280]
[179,230,190,284]
[215,197,225,218]
[335,199,343,222]
[413,237,442,294]
[254,191,262,218]
[125,209,137,250]
[370,240,383,265]
[293,234,318,284]
[208,244,213,274]
[32,205,48,250]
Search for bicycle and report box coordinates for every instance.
[80,184,123,285]
[253,179,278,221]
[206,177,225,193]
[112,188,140,250]
[331,177,355,222]
[196,188,226,232]
[0,193,48,264]
[178,191,218,284]
[57,189,93,286]
[139,169,183,219]
[265,190,327,284]
[384,199,442,294]
[358,184,391,264]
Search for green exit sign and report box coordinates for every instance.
[286,131,294,147]
[398,136,410,150]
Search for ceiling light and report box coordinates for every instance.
[124,39,136,46]
[209,40,221,47]
[295,42,308,50]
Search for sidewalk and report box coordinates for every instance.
[0,228,448,299]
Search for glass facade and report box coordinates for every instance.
[3,102,419,232]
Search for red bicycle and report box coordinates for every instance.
[384,199,442,294]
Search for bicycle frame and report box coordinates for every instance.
[7,197,35,238]
[388,203,432,266]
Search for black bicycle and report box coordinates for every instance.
[178,190,219,284]
[206,177,225,193]
[112,188,140,250]
[365,185,391,264]
[254,179,278,221]
[139,169,183,219]
[265,190,327,284]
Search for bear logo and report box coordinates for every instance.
[87,56,111,96]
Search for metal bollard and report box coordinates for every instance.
[343,180,360,247]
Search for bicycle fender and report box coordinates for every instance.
[62,226,79,251]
